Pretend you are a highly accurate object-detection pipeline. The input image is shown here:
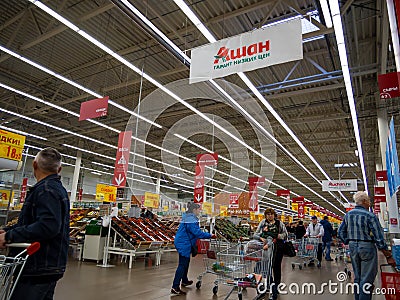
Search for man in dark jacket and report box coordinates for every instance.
[320,216,334,261]
[0,147,70,300]
[295,220,306,239]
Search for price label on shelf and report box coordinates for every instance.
[0,130,26,161]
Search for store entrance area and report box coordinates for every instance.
[55,253,386,300]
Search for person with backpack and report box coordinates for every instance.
[254,207,288,300]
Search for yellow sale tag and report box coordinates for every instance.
[0,130,26,161]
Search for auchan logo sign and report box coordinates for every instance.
[322,180,358,192]
[189,19,302,84]
[213,41,270,68]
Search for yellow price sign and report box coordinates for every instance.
[96,184,117,202]
[0,130,26,161]
[144,192,160,208]
[202,202,212,215]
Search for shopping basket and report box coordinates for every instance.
[0,242,41,300]
[380,264,400,300]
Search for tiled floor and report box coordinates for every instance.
[55,251,392,300]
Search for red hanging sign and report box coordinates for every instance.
[112,131,132,188]
[298,203,305,218]
[378,72,400,99]
[193,153,219,203]
[229,194,239,208]
[374,195,386,203]
[79,96,109,121]
[376,170,388,181]
[20,177,28,203]
[292,196,304,203]
[248,177,265,212]
[277,189,290,197]
[374,186,386,196]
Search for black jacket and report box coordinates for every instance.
[295,225,306,239]
[6,174,70,280]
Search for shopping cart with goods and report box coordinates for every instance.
[0,242,41,300]
[208,240,274,300]
[291,237,321,269]
[195,239,230,291]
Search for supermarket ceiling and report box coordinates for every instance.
[0,0,399,215]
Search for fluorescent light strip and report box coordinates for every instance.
[172,0,347,209]
[328,0,368,190]
[118,0,191,64]
[0,107,116,150]
[0,45,161,129]
[28,0,344,212]
[0,125,47,140]
[319,0,333,28]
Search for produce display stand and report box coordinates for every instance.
[106,216,177,268]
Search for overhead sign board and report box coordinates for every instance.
[322,179,358,191]
[144,192,160,208]
[0,129,26,161]
[190,19,302,83]
[378,72,400,99]
[112,131,132,188]
[79,96,109,121]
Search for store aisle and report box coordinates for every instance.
[55,252,389,300]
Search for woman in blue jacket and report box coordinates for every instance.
[171,202,211,295]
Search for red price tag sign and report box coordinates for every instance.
[0,130,25,161]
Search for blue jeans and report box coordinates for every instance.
[348,241,377,300]
[10,280,57,300]
[322,241,332,259]
[172,254,190,289]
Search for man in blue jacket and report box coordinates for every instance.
[0,147,70,300]
[320,216,334,261]
[171,202,212,295]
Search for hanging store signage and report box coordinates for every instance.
[0,189,13,207]
[376,170,388,181]
[112,131,132,188]
[374,195,386,203]
[202,202,212,215]
[248,176,265,212]
[378,72,400,99]
[374,186,386,196]
[0,129,25,161]
[194,153,219,203]
[322,179,358,191]
[144,192,160,208]
[190,19,302,83]
[276,189,290,197]
[95,184,117,202]
[229,193,239,208]
[79,96,109,121]
[20,177,28,203]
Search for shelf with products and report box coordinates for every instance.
[214,217,252,242]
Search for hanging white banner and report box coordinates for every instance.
[322,179,358,191]
[189,19,303,84]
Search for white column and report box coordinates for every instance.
[155,173,161,194]
[377,109,400,233]
[70,150,82,206]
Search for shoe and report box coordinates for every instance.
[308,262,315,266]
[181,280,193,287]
[171,287,186,295]
[326,258,334,261]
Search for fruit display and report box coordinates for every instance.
[70,208,99,227]
[111,216,176,247]
[214,218,251,241]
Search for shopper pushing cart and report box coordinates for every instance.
[304,216,324,267]
[253,207,288,300]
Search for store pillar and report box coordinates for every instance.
[70,150,82,206]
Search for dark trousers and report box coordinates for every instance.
[172,254,190,289]
[271,243,284,295]
[10,280,57,300]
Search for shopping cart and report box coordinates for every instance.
[291,237,321,269]
[333,240,346,262]
[0,242,41,300]
[213,240,273,300]
[342,245,352,278]
[195,239,230,292]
